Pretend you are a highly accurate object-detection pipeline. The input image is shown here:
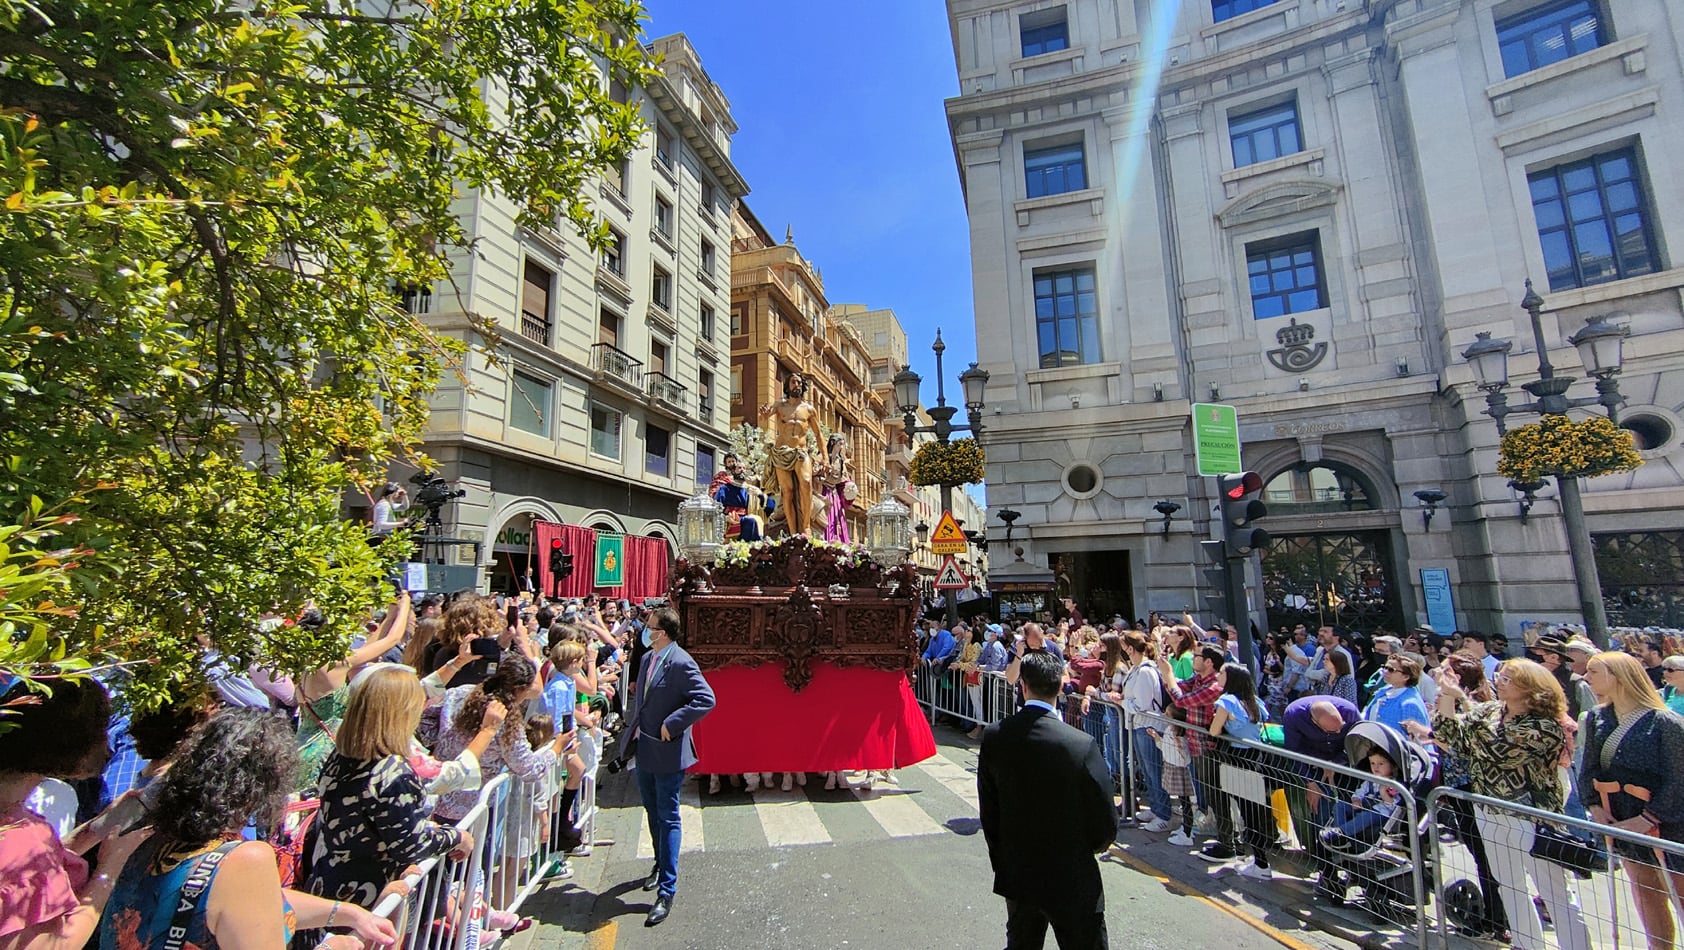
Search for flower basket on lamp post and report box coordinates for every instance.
[1496,415,1642,484]
[909,438,986,487]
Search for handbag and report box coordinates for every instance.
[1530,823,1608,879]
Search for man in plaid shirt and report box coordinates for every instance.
[1156,644,1231,856]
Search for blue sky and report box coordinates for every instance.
[638,1,974,388]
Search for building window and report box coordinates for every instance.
[604,228,625,276]
[649,340,668,377]
[1024,141,1086,199]
[615,157,631,196]
[698,368,714,421]
[731,305,746,336]
[1033,266,1100,369]
[1496,0,1606,79]
[730,365,742,403]
[700,239,716,275]
[655,196,673,237]
[655,127,675,168]
[1228,101,1301,168]
[645,424,670,477]
[700,304,715,342]
[598,306,621,348]
[1020,7,1069,57]
[1212,0,1281,23]
[699,180,716,218]
[1529,148,1657,292]
[589,403,621,460]
[651,265,672,311]
[395,284,432,315]
[696,444,717,486]
[1246,233,1326,319]
[509,370,551,437]
[520,260,553,345]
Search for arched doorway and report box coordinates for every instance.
[483,499,559,596]
[1258,461,1406,634]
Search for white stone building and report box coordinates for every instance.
[403,34,747,591]
[945,0,1684,635]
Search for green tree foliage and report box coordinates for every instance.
[0,0,652,704]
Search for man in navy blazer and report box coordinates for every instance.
[978,650,1116,948]
[627,606,715,926]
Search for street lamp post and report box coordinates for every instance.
[894,329,988,630]
[1461,280,1630,646]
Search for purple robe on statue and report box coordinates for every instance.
[824,485,851,543]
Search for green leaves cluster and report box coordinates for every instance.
[0,0,652,707]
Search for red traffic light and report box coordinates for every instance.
[549,538,563,550]
[1221,471,1263,499]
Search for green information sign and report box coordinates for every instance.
[594,533,625,588]
[1192,403,1242,476]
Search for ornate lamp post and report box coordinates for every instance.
[1461,280,1630,644]
[894,329,988,627]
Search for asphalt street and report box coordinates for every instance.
[522,726,1361,950]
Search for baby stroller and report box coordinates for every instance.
[1317,721,1440,921]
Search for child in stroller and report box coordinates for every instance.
[1316,720,1437,920]
[1320,747,1402,852]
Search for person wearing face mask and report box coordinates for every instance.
[623,608,715,927]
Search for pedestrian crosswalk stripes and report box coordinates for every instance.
[623,750,978,859]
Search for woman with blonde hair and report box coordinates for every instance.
[1432,659,1590,950]
[305,666,471,915]
[1580,651,1684,950]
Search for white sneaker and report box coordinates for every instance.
[781,773,793,791]
[823,773,837,791]
[1134,808,1155,822]
[1167,829,1196,847]
[745,773,760,791]
[1142,818,1173,833]
[1239,860,1274,881]
[707,775,721,794]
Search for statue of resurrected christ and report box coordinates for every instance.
[756,372,827,538]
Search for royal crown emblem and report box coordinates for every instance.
[1267,317,1328,372]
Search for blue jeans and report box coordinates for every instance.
[1325,800,1391,844]
[1131,727,1171,821]
[636,766,685,899]
[1096,705,1123,780]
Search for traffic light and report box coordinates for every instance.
[548,539,574,580]
[1217,471,1270,556]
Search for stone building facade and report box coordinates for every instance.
[728,204,891,539]
[405,34,747,591]
[945,0,1684,634]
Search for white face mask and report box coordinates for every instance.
[1077,647,1091,658]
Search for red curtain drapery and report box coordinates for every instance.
[533,521,672,601]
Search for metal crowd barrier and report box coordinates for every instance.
[367,730,606,950]
[1122,708,1430,948]
[911,663,1015,729]
[1425,786,1684,950]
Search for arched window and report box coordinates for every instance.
[1262,463,1378,514]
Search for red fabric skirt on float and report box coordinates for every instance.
[690,661,936,774]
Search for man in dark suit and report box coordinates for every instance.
[626,606,715,926]
[978,650,1116,949]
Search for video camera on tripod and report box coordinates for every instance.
[408,471,466,534]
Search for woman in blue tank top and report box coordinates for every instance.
[100,709,394,950]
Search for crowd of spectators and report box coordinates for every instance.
[0,587,654,950]
[918,605,1684,950]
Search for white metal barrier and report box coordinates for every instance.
[911,663,1015,728]
[366,729,606,950]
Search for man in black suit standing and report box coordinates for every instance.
[978,650,1116,949]
[626,606,715,927]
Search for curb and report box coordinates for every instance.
[1104,846,1329,950]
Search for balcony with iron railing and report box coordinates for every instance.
[645,372,688,413]
[591,342,643,392]
[519,309,551,346]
